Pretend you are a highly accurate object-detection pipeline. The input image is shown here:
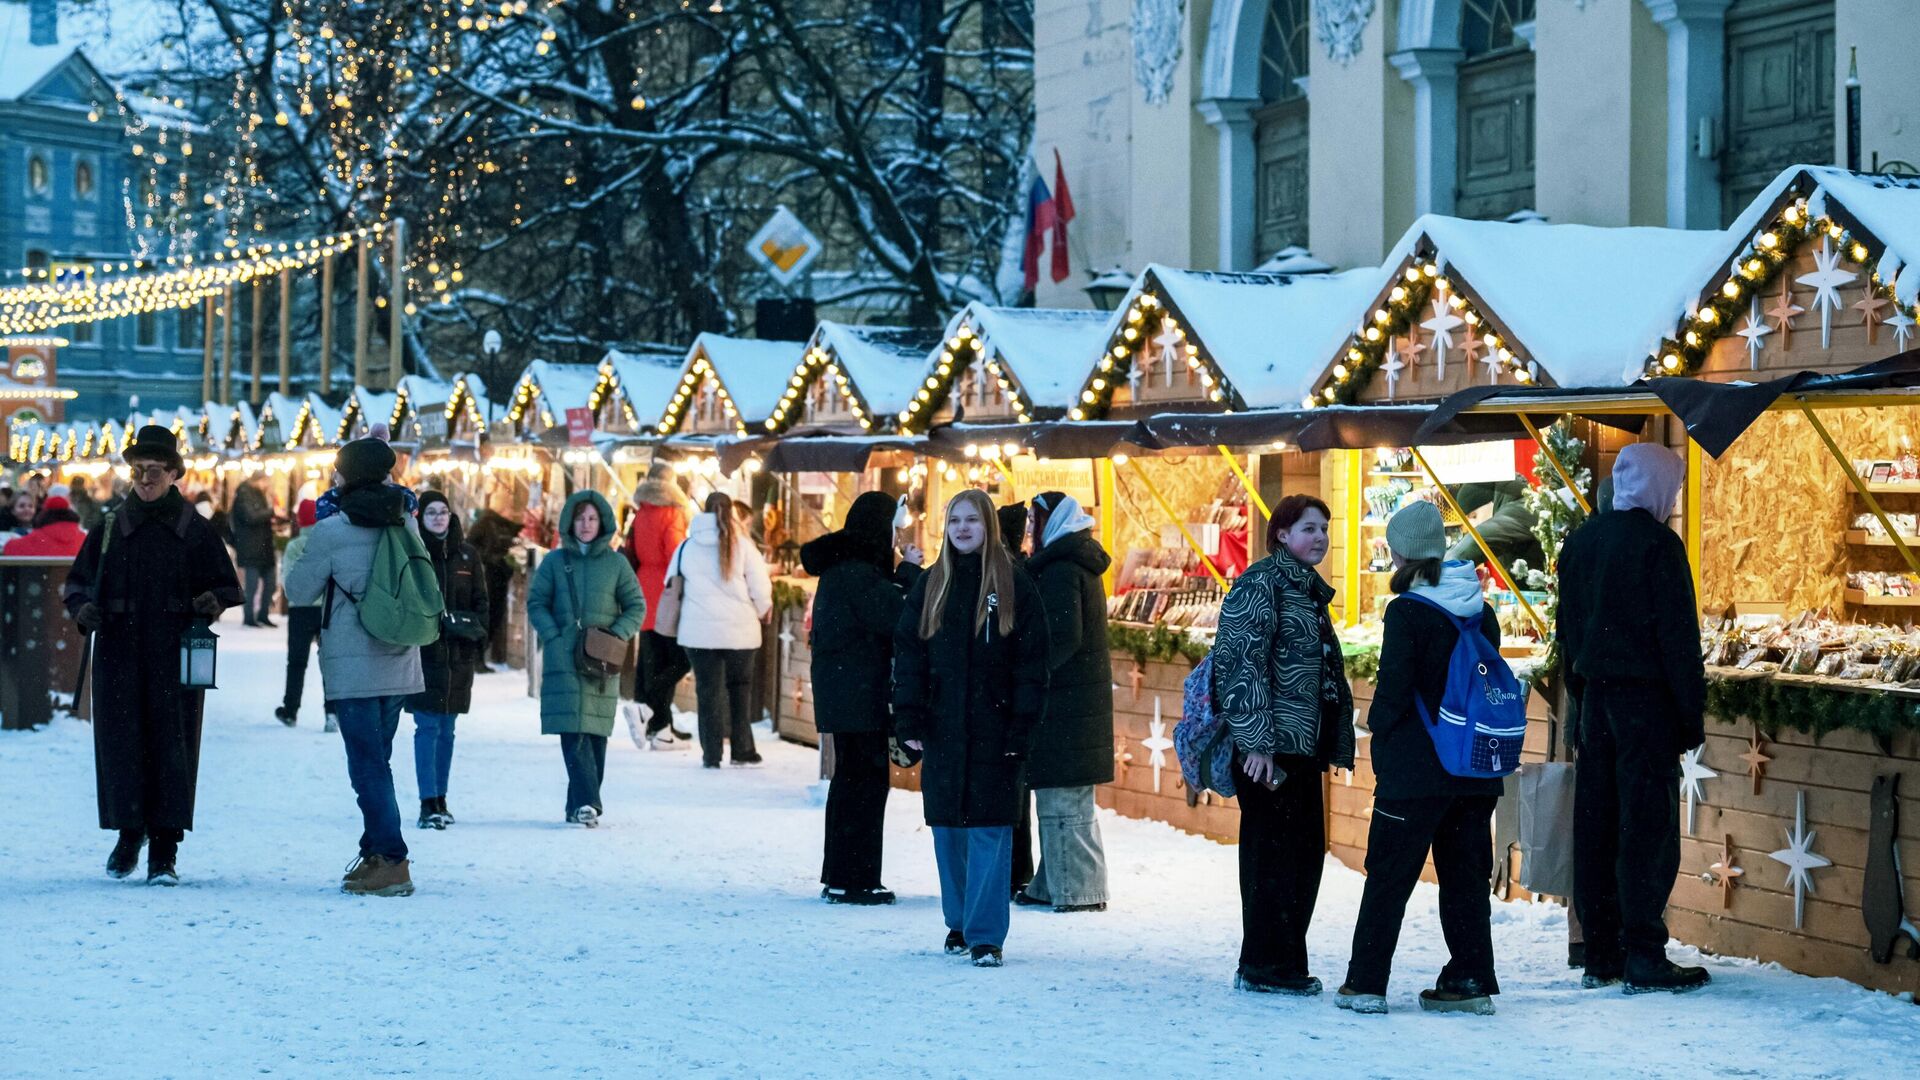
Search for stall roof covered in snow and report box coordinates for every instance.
[808,322,938,422]
[1727,165,1920,310]
[338,389,397,440]
[1383,214,1732,387]
[944,304,1110,413]
[293,393,341,447]
[686,334,802,424]
[599,347,684,431]
[1120,264,1390,409]
[391,376,454,416]
[507,360,601,425]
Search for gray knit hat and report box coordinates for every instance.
[1385,500,1448,562]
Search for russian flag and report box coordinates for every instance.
[1021,168,1056,293]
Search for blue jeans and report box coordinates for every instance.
[932,826,1014,950]
[411,711,457,800]
[332,695,408,861]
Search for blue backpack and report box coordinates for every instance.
[1175,653,1236,803]
[1401,594,1527,778]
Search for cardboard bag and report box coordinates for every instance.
[1518,762,1577,898]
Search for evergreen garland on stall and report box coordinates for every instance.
[1707,676,1920,740]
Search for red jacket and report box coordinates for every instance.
[4,519,86,558]
[623,501,689,633]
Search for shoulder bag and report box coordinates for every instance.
[652,541,689,638]
[564,552,627,680]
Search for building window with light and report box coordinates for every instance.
[74,158,96,200]
[27,153,51,197]
[137,309,158,348]
[178,306,203,350]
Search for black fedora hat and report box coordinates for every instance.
[123,425,185,474]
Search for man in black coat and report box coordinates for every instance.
[229,473,280,627]
[1015,491,1114,913]
[802,491,922,905]
[65,426,243,885]
[1555,443,1709,995]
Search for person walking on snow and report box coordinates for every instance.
[229,472,281,627]
[275,500,325,728]
[1556,443,1711,995]
[284,438,427,897]
[63,425,242,885]
[802,491,924,905]
[526,490,647,826]
[1014,491,1113,914]
[619,461,693,750]
[677,491,774,769]
[1212,494,1355,996]
[408,491,490,829]
[1336,502,1503,1016]
[893,489,1049,968]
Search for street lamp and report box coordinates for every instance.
[1082,267,1133,312]
[482,329,502,357]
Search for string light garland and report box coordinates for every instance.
[585,366,646,434]
[760,343,881,434]
[1071,278,1246,420]
[894,320,1039,433]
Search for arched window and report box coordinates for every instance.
[1722,0,1834,225]
[74,159,95,199]
[27,153,51,196]
[1456,0,1536,220]
[1253,0,1310,260]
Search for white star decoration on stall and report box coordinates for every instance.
[1768,790,1832,929]
[1680,746,1717,835]
[1796,236,1858,350]
[1421,296,1464,380]
[1480,344,1504,385]
[1735,294,1773,370]
[1888,308,1917,351]
[1380,350,1405,400]
[1142,697,1175,794]
[1151,327,1182,388]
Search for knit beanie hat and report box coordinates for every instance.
[1385,500,1448,562]
[335,437,397,486]
[296,498,318,528]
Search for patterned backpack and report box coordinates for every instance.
[1175,653,1236,804]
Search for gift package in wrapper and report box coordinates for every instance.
[1702,609,1920,684]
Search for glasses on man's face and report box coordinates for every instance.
[129,465,173,481]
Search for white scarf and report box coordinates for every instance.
[1406,559,1485,617]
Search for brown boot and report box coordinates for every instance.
[342,855,414,897]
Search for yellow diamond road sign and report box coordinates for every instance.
[747,206,821,286]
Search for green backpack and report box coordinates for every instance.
[329,524,445,647]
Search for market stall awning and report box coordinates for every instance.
[717,433,924,474]
[922,420,1141,461]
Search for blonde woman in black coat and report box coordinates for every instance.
[893,489,1048,967]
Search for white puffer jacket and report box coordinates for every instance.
[673,513,772,650]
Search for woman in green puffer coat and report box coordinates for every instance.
[527,489,646,827]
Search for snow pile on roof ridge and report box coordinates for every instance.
[689,333,803,422]
[946,304,1110,409]
[516,359,600,413]
[1385,214,1731,387]
[1797,166,1920,309]
[813,322,938,416]
[1143,263,1390,408]
[601,348,685,428]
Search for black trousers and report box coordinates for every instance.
[1573,681,1682,974]
[635,630,691,735]
[1012,785,1034,893]
[1236,753,1325,981]
[821,731,891,890]
[559,733,608,816]
[1344,795,1500,996]
[282,606,323,713]
[688,647,757,766]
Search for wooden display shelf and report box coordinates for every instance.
[1844,529,1920,547]
[1368,471,1425,480]
[1860,480,1920,494]
[1843,588,1920,607]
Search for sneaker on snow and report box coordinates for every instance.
[434,797,455,826]
[620,703,646,750]
[944,931,968,955]
[418,800,444,830]
[1334,985,1388,1014]
[342,855,413,897]
[969,945,1004,968]
[649,730,688,751]
[571,807,600,828]
[274,706,297,727]
[146,840,179,887]
[106,830,146,879]
[1624,959,1710,995]
[1233,972,1322,996]
[729,754,765,769]
[1418,988,1495,1015]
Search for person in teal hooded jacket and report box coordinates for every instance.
[527,490,646,826]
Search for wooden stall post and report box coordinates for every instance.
[1344,449,1363,627]
[1097,457,1118,596]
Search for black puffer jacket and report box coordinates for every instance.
[801,529,920,736]
[408,497,489,715]
[1026,529,1116,789]
[892,551,1049,827]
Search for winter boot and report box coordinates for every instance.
[1233,971,1322,996]
[1623,958,1711,995]
[418,800,443,830]
[1580,972,1623,990]
[1054,901,1107,913]
[729,753,765,768]
[106,830,146,879]
[1334,985,1388,1014]
[275,706,297,727]
[823,885,896,906]
[434,797,455,826]
[1012,889,1050,907]
[1418,989,1496,1015]
[323,711,339,733]
[944,930,969,956]
[571,806,600,828]
[969,945,1004,968]
[342,855,414,897]
[147,837,179,886]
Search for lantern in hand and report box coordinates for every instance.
[180,619,219,689]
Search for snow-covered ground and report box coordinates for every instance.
[3,627,1915,1079]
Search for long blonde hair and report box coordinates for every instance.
[918,489,1017,640]
[705,491,739,578]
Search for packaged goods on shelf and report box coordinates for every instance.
[1702,609,1920,684]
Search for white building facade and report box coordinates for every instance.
[1034,0,1920,299]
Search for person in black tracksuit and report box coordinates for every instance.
[1556,443,1709,994]
[1338,501,1502,1016]
[803,491,922,904]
